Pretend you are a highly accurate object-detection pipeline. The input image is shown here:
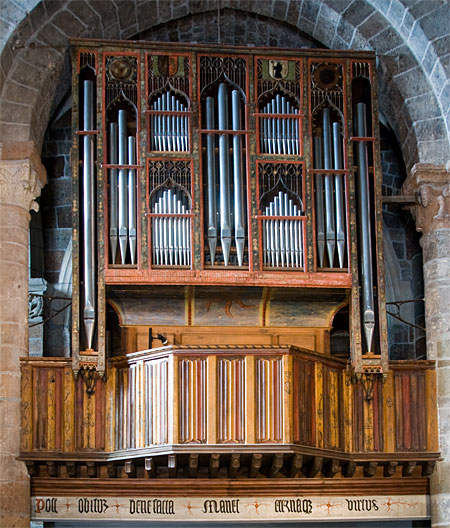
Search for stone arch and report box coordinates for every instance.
[0,0,448,168]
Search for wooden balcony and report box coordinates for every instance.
[20,346,439,479]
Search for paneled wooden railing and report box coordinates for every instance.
[20,347,438,461]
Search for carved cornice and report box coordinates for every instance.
[401,163,450,234]
[0,159,43,212]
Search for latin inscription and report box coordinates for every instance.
[202,499,240,514]
[32,495,427,521]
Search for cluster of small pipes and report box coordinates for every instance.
[108,110,137,266]
[152,188,191,266]
[150,90,189,152]
[262,191,304,268]
[260,94,300,155]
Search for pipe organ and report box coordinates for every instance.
[20,42,439,518]
[70,42,389,377]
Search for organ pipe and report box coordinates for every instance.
[218,83,232,266]
[205,96,217,264]
[322,108,336,267]
[128,136,137,265]
[355,102,375,354]
[232,90,245,267]
[82,79,96,350]
[118,109,128,265]
[332,122,346,268]
[109,123,118,264]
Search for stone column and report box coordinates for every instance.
[0,143,46,527]
[402,163,450,527]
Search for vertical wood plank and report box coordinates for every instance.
[76,375,84,449]
[394,372,403,450]
[87,381,96,448]
[20,364,33,452]
[402,373,411,450]
[426,369,439,452]
[206,355,217,444]
[417,373,426,451]
[47,370,56,450]
[342,370,353,453]
[282,354,293,444]
[105,365,116,452]
[95,378,105,449]
[245,355,255,444]
[363,383,374,452]
[315,361,323,448]
[329,369,339,448]
[168,355,179,444]
[63,367,74,452]
[383,370,395,453]
[55,369,62,450]
[410,373,418,450]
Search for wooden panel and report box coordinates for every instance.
[323,366,342,450]
[383,370,395,453]
[20,364,33,452]
[315,361,323,448]
[256,357,283,443]
[105,365,116,452]
[217,357,245,443]
[426,369,439,452]
[131,325,327,355]
[244,355,256,443]
[293,357,315,446]
[179,358,206,443]
[342,370,353,453]
[282,354,293,443]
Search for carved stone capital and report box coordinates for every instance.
[401,163,450,234]
[0,141,47,213]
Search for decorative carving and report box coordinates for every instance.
[401,164,450,234]
[0,159,44,213]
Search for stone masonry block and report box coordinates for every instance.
[342,0,374,28]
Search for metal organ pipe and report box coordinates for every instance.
[118,109,129,265]
[232,90,245,267]
[314,136,325,268]
[109,122,118,264]
[355,102,375,354]
[332,122,346,268]
[128,136,137,265]
[82,79,96,350]
[206,96,217,264]
[218,83,232,266]
[322,108,336,268]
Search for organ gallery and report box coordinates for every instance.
[20,39,440,525]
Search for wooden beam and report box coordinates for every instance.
[343,460,356,478]
[125,460,136,478]
[307,456,323,478]
[229,454,240,478]
[383,461,398,477]
[46,461,58,477]
[209,454,220,478]
[168,454,177,478]
[145,458,156,478]
[363,461,378,477]
[270,453,284,478]
[189,454,199,478]
[249,454,262,478]
[402,461,416,477]
[107,462,117,478]
[421,460,436,477]
[288,454,303,478]
[87,461,97,478]
[323,458,340,478]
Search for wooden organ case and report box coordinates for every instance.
[21,40,440,523]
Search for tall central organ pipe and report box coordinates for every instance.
[322,108,336,267]
[355,102,375,353]
[218,83,232,265]
[82,80,96,350]
[118,109,128,265]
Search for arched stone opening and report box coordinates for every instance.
[1,0,449,167]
